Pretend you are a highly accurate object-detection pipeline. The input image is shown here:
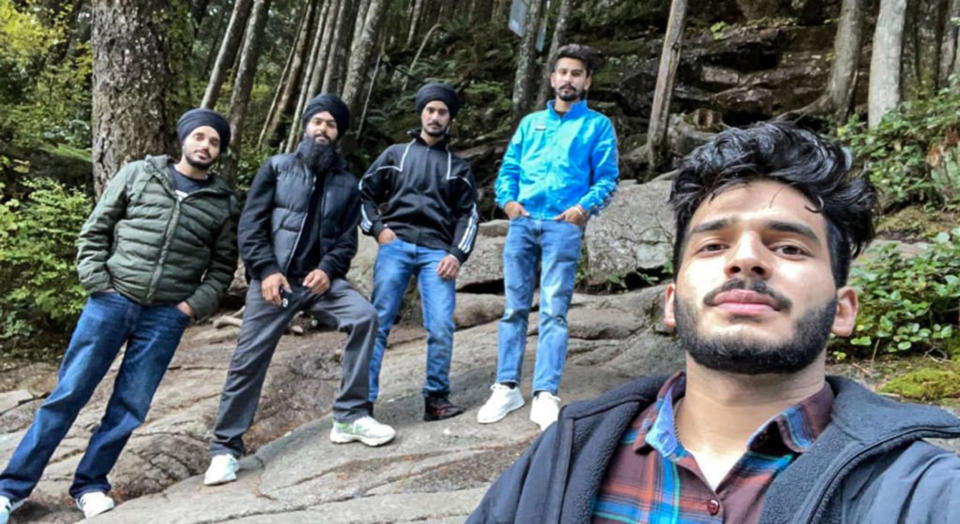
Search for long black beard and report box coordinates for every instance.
[296,136,337,174]
[674,284,837,375]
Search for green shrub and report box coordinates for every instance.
[0,169,91,359]
[839,89,960,210]
[834,229,960,360]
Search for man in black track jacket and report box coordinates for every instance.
[359,82,478,422]
[203,94,396,488]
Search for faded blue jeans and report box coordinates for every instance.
[369,238,456,402]
[496,217,582,395]
[0,291,189,501]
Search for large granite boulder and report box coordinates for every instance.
[583,179,675,286]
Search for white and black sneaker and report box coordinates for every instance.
[0,495,24,524]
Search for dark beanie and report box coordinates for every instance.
[177,108,231,151]
[302,93,350,136]
[415,82,460,118]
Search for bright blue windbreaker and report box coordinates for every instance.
[495,99,619,218]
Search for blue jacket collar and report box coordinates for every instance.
[547,99,588,119]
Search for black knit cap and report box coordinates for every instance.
[177,108,231,151]
[415,82,460,118]
[302,93,350,136]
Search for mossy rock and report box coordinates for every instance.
[877,206,960,242]
[880,364,960,401]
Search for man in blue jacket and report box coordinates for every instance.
[478,44,619,431]
[359,82,478,422]
[467,122,960,523]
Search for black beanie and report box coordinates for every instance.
[415,82,460,119]
[177,108,231,151]
[302,93,350,136]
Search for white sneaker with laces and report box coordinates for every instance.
[76,491,115,519]
[203,453,240,486]
[329,416,396,446]
[530,391,561,431]
[477,383,525,424]
[0,495,24,524]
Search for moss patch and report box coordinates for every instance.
[876,206,959,241]
[879,363,960,401]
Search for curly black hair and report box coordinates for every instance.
[669,121,877,287]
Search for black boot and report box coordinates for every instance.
[424,393,465,421]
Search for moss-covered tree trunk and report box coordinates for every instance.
[322,0,357,93]
[869,0,907,128]
[342,0,388,117]
[221,0,271,184]
[512,0,546,120]
[536,0,573,108]
[91,0,181,196]
[201,0,253,109]
[259,0,316,147]
[646,0,688,173]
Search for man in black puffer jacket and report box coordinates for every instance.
[204,94,395,488]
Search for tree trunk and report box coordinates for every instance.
[471,0,494,23]
[798,0,865,120]
[342,0,388,117]
[940,0,960,86]
[91,0,178,196]
[869,0,908,128]
[259,0,315,148]
[322,0,357,93]
[221,0,271,184]
[191,0,211,27]
[646,0,688,173]
[286,0,334,152]
[202,0,254,109]
[406,0,424,47]
[512,0,547,119]
[202,3,231,76]
[536,0,573,108]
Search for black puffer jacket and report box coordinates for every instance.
[358,131,478,263]
[239,151,359,281]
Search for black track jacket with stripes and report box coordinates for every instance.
[359,130,479,263]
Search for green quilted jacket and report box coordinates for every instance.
[76,155,239,320]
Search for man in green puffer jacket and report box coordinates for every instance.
[0,108,239,523]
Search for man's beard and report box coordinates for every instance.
[297,134,337,174]
[674,279,836,375]
[556,84,584,102]
[184,151,215,171]
[423,122,448,137]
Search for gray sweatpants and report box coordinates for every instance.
[210,278,377,458]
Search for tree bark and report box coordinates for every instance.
[341,0,388,117]
[259,0,315,148]
[512,0,547,119]
[406,0,424,47]
[797,0,865,121]
[940,0,960,86]
[286,0,333,152]
[536,0,573,108]
[646,0,687,173]
[221,0,271,184]
[869,0,908,128]
[322,0,357,93]
[202,0,254,109]
[91,0,178,196]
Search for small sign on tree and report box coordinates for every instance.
[508,0,547,51]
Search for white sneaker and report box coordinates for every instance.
[530,391,561,431]
[330,416,396,447]
[76,491,115,519]
[477,383,525,424]
[0,495,24,524]
[203,453,239,486]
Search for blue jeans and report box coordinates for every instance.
[0,292,189,501]
[497,217,582,395]
[369,238,456,402]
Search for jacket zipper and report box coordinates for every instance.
[283,172,316,275]
[145,164,229,301]
[796,426,960,523]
